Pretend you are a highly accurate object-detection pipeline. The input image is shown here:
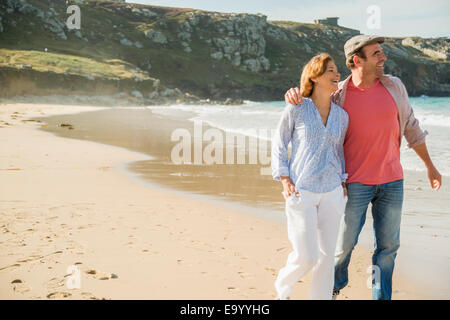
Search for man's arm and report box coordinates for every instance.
[412,142,442,190]
[395,78,428,148]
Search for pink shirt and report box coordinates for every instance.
[343,78,404,185]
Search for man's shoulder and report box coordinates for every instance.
[381,74,405,90]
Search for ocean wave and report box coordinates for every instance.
[243,100,259,106]
[186,114,275,141]
[400,161,450,177]
[416,113,450,128]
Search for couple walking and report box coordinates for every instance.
[271,35,442,300]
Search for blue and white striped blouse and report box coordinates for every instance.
[271,98,349,193]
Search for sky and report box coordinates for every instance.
[127,0,450,38]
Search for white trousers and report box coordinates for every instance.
[275,185,347,300]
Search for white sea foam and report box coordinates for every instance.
[148,98,450,176]
[414,112,450,127]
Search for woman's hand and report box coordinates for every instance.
[281,176,299,198]
[342,182,348,197]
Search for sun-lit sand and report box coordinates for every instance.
[0,103,436,299]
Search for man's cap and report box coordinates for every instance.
[344,35,385,58]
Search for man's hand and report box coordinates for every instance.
[427,165,442,190]
[412,143,442,191]
[281,176,299,198]
[284,87,303,105]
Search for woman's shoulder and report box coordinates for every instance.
[285,99,311,112]
[301,97,313,106]
[332,102,349,124]
[286,98,313,110]
[285,99,313,121]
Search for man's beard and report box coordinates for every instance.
[375,66,384,77]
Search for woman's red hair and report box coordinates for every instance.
[300,53,333,97]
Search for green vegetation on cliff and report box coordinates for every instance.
[0,0,449,103]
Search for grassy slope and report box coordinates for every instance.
[0,49,150,79]
[0,0,448,99]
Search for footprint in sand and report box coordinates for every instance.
[0,263,20,271]
[48,205,69,212]
[21,119,42,123]
[264,267,277,276]
[85,269,118,280]
[81,292,103,300]
[237,271,253,280]
[46,292,72,299]
[11,279,31,294]
[227,286,247,297]
[17,250,63,264]
[46,277,65,289]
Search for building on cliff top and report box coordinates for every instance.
[314,17,339,26]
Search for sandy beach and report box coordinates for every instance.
[0,102,444,300]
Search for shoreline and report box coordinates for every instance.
[0,102,443,299]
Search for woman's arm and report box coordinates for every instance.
[272,105,296,196]
[339,112,349,196]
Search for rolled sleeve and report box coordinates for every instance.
[398,80,428,148]
[273,166,290,181]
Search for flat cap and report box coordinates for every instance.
[344,35,385,58]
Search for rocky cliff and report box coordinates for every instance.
[0,0,449,104]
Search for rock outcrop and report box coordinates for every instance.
[402,37,449,60]
[0,0,449,101]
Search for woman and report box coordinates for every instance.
[271,53,349,300]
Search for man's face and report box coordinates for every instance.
[359,43,387,77]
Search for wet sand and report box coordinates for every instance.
[0,102,446,299]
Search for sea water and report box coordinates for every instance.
[147,97,450,177]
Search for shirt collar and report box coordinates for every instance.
[342,73,393,90]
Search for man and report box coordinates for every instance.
[284,35,442,300]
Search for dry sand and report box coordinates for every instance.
[0,103,431,299]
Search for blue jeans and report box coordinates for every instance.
[333,179,403,300]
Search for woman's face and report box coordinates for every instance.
[312,61,340,93]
